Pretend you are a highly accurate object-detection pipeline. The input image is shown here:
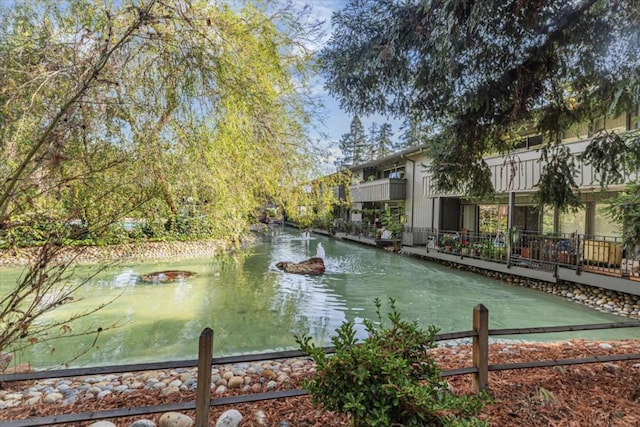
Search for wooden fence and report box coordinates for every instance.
[2,304,640,427]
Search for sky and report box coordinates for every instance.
[302,0,403,165]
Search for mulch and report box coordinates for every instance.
[2,340,640,426]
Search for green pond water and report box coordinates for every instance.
[1,226,639,370]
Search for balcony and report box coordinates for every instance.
[349,178,406,202]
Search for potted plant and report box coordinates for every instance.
[460,242,470,256]
[440,236,457,253]
[380,210,404,238]
[480,240,494,259]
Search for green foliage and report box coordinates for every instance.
[380,209,404,235]
[604,183,640,257]
[285,172,352,230]
[0,221,54,248]
[339,115,370,165]
[536,144,582,211]
[440,236,460,251]
[0,0,324,357]
[480,240,495,259]
[296,298,490,427]
[320,0,640,209]
[580,130,640,187]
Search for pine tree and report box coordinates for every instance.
[338,115,369,165]
[376,123,395,158]
[399,116,429,150]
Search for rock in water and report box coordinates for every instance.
[276,257,325,275]
[141,270,197,283]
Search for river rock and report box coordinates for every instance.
[275,257,325,275]
[129,420,157,427]
[44,392,63,403]
[227,376,244,389]
[215,409,243,427]
[160,386,180,396]
[158,412,194,427]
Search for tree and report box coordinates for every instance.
[338,115,370,165]
[399,115,430,150]
[285,172,352,230]
[0,0,322,359]
[367,121,378,160]
[375,122,395,158]
[320,0,640,208]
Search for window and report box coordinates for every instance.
[479,205,508,234]
[594,204,620,238]
[527,134,543,147]
[559,208,585,235]
[542,206,554,234]
[513,134,543,150]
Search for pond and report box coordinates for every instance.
[1,226,639,369]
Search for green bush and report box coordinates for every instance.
[0,215,62,248]
[164,215,214,240]
[296,298,490,426]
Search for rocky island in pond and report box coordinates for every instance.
[275,257,325,275]
[140,270,197,283]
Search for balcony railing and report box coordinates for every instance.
[326,222,638,282]
[402,227,636,279]
[349,178,406,202]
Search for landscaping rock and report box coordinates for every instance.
[215,409,243,427]
[129,420,157,427]
[158,412,194,427]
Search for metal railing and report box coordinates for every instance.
[401,227,637,279]
[316,221,636,279]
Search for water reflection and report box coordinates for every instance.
[1,226,640,369]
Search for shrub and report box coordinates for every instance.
[296,298,490,426]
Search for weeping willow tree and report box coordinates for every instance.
[285,172,352,230]
[0,0,323,357]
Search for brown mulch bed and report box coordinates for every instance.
[2,340,640,426]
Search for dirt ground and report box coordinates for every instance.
[2,340,640,426]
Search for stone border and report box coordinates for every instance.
[0,237,254,267]
[415,256,640,320]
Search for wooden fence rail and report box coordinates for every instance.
[2,304,640,427]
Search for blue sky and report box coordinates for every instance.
[304,1,403,159]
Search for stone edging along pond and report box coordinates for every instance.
[420,257,640,321]
[0,237,249,267]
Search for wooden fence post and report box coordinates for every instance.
[195,328,214,427]
[472,304,489,393]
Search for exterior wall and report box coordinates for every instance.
[344,111,636,233]
[483,139,639,194]
[406,120,637,232]
[404,152,436,229]
[404,156,415,227]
